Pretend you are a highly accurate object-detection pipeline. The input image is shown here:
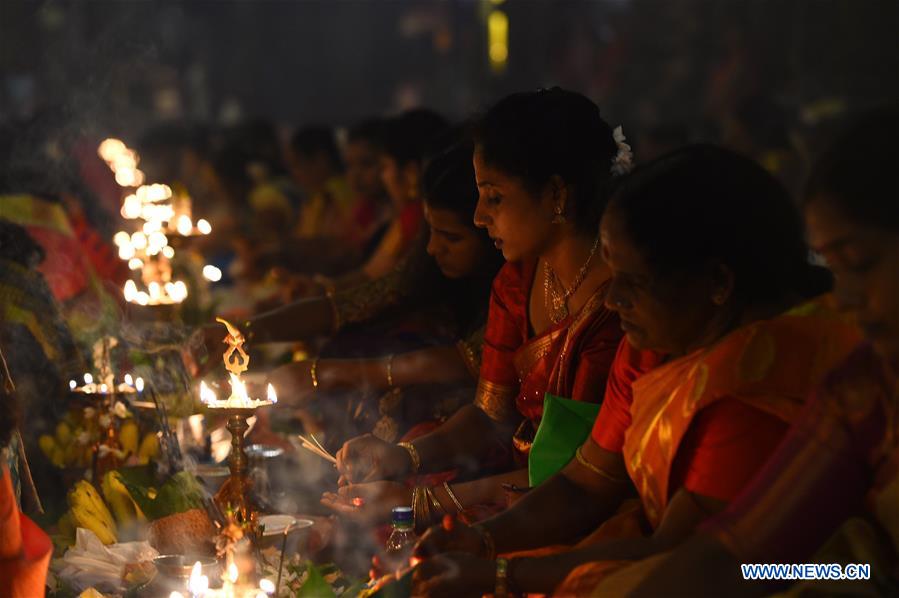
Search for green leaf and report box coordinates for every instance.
[296,561,337,598]
[117,469,205,521]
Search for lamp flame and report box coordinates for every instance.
[188,561,208,596]
[199,381,217,405]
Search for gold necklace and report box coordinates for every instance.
[543,234,600,324]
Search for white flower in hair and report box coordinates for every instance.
[611,126,634,176]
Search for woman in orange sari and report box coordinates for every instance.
[323,89,629,522]
[411,145,860,597]
[596,107,899,597]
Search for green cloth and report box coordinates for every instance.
[528,394,601,487]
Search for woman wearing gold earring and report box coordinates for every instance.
[324,89,632,523]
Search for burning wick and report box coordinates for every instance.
[84,373,93,385]
[135,377,145,393]
[267,383,278,404]
[352,497,365,508]
[124,373,133,386]
[69,380,77,390]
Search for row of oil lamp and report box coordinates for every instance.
[99,138,220,306]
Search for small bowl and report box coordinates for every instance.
[246,444,284,459]
[152,554,219,580]
[258,516,315,550]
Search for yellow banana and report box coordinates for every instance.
[137,433,159,464]
[55,421,72,446]
[119,421,139,456]
[68,480,118,544]
[50,446,65,468]
[101,471,145,524]
[39,435,56,460]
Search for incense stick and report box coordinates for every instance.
[300,441,337,464]
[297,436,337,463]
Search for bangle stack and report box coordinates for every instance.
[412,486,445,533]
[397,441,420,474]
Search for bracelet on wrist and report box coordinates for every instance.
[443,481,465,513]
[397,441,420,474]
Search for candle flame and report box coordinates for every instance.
[69,380,77,390]
[135,377,144,392]
[227,561,239,584]
[259,578,276,594]
[84,373,93,384]
[267,383,277,404]
[197,219,212,234]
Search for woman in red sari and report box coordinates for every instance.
[595,107,899,596]
[411,145,860,596]
[324,89,629,521]
[1,345,52,597]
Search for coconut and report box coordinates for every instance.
[147,508,216,555]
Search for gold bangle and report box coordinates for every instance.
[397,441,420,474]
[385,354,395,388]
[443,481,465,513]
[425,486,445,515]
[472,524,496,560]
[309,358,320,389]
[575,446,629,484]
[495,557,509,598]
[412,486,433,533]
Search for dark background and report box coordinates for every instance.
[1,1,897,139]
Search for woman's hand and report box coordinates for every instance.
[335,434,412,485]
[265,361,317,408]
[414,518,487,558]
[320,481,411,523]
[412,552,495,598]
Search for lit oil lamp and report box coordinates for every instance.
[204,318,276,524]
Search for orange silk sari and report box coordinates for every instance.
[555,297,861,595]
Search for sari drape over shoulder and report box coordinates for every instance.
[556,297,862,595]
[474,261,622,454]
[624,297,861,527]
[706,342,899,567]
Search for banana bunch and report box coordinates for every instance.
[39,421,92,468]
[67,480,118,545]
[101,470,146,526]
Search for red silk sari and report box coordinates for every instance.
[474,261,622,457]
[0,464,52,597]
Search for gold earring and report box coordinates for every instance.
[552,204,566,224]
